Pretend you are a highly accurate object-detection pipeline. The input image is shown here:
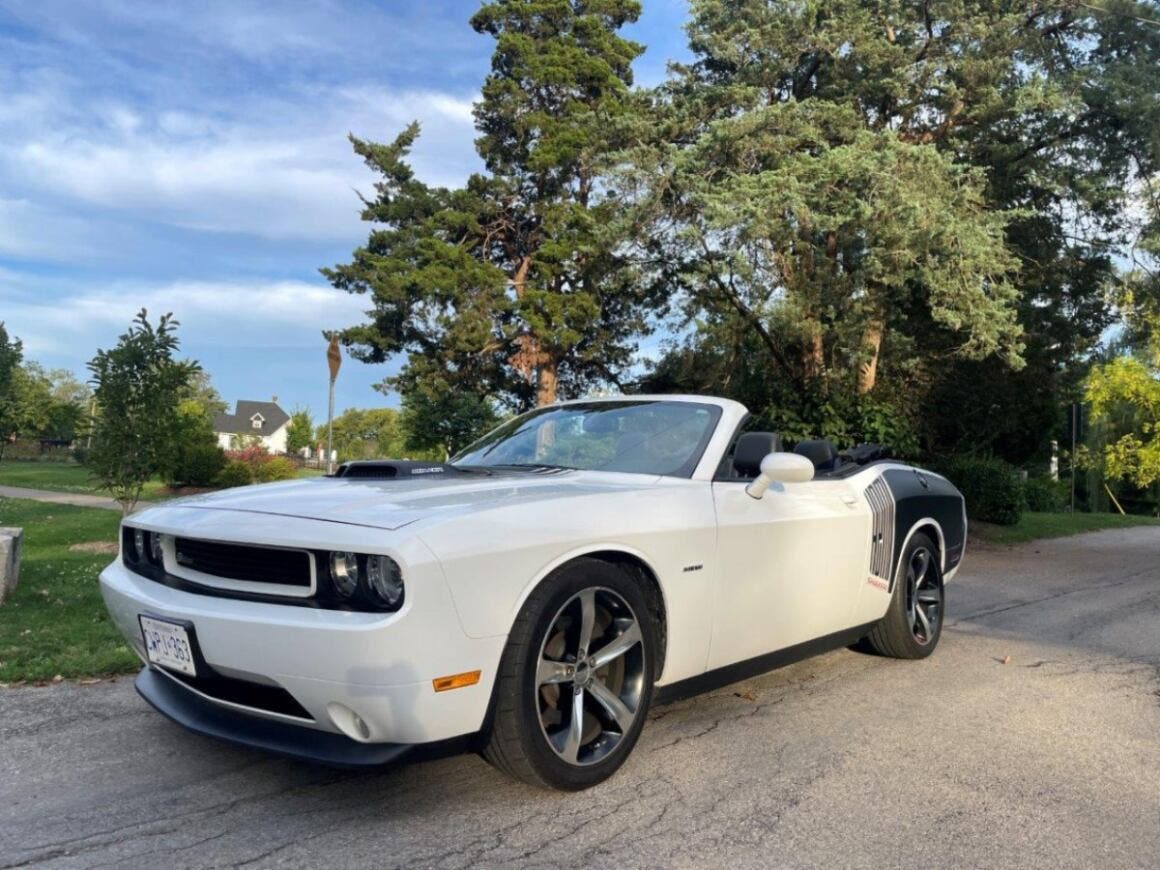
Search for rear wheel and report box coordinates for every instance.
[865,532,943,659]
[483,558,656,790]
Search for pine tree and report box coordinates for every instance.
[325,0,654,409]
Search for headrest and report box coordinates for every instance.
[734,432,783,475]
[793,439,839,470]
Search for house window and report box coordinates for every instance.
[251,413,265,430]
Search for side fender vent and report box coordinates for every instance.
[864,476,896,582]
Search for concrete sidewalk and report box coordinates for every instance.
[0,484,124,512]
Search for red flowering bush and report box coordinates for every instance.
[226,444,272,467]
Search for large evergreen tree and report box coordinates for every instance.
[633,0,1160,458]
[325,0,654,409]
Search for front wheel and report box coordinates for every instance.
[865,532,944,659]
[483,558,656,790]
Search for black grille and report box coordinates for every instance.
[173,537,312,587]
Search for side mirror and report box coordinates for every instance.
[745,452,815,499]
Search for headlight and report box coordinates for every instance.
[148,532,164,565]
[328,551,359,598]
[365,555,404,609]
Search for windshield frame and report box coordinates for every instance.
[451,399,724,480]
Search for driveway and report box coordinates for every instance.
[2,528,1158,869]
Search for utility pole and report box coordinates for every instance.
[1070,402,1078,512]
[324,332,342,475]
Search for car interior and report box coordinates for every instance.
[719,430,891,481]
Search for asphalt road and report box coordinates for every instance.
[3,527,1159,869]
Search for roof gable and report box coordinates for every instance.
[213,400,290,436]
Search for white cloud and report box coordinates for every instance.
[4,279,370,359]
[3,84,480,244]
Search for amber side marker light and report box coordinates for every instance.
[432,670,482,692]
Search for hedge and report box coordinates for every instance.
[936,456,1025,526]
[1025,476,1067,512]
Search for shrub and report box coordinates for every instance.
[166,442,226,487]
[4,441,74,462]
[1025,476,1067,512]
[214,460,253,489]
[253,456,297,483]
[936,456,1025,526]
[226,444,271,466]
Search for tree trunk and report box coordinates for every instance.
[803,319,824,378]
[511,256,531,298]
[509,255,558,405]
[536,358,558,406]
[858,318,885,394]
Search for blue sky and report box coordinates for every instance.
[0,0,691,420]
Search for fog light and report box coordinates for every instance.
[328,551,359,597]
[327,702,372,741]
[365,555,404,609]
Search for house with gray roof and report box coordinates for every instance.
[213,399,291,453]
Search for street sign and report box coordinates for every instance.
[327,334,342,382]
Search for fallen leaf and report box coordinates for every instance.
[734,690,757,701]
[51,674,63,683]
[1001,656,1012,665]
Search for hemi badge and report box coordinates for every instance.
[683,564,703,573]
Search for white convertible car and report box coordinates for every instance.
[101,395,966,790]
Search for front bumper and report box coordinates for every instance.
[135,666,419,767]
[100,557,506,750]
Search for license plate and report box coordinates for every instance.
[139,615,197,676]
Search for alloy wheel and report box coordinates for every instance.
[906,547,942,645]
[535,587,646,766]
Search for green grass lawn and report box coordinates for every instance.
[0,497,138,683]
[0,461,168,501]
[971,510,1160,546]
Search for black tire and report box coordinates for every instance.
[865,532,944,659]
[482,558,657,790]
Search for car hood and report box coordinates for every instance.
[164,470,664,531]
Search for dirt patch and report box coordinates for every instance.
[68,541,119,555]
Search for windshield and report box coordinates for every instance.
[452,400,722,478]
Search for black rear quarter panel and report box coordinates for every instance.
[883,467,967,576]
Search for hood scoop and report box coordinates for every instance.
[332,460,479,480]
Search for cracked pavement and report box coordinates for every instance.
[3,527,1159,868]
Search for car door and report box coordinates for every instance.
[706,476,872,670]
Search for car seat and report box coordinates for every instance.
[732,432,783,478]
[793,439,840,473]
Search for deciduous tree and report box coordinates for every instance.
[285,409,315,455]
[0,323,24,460]
[635,0,1160,457]
[87,311,200,512]
[401,386,499,458]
